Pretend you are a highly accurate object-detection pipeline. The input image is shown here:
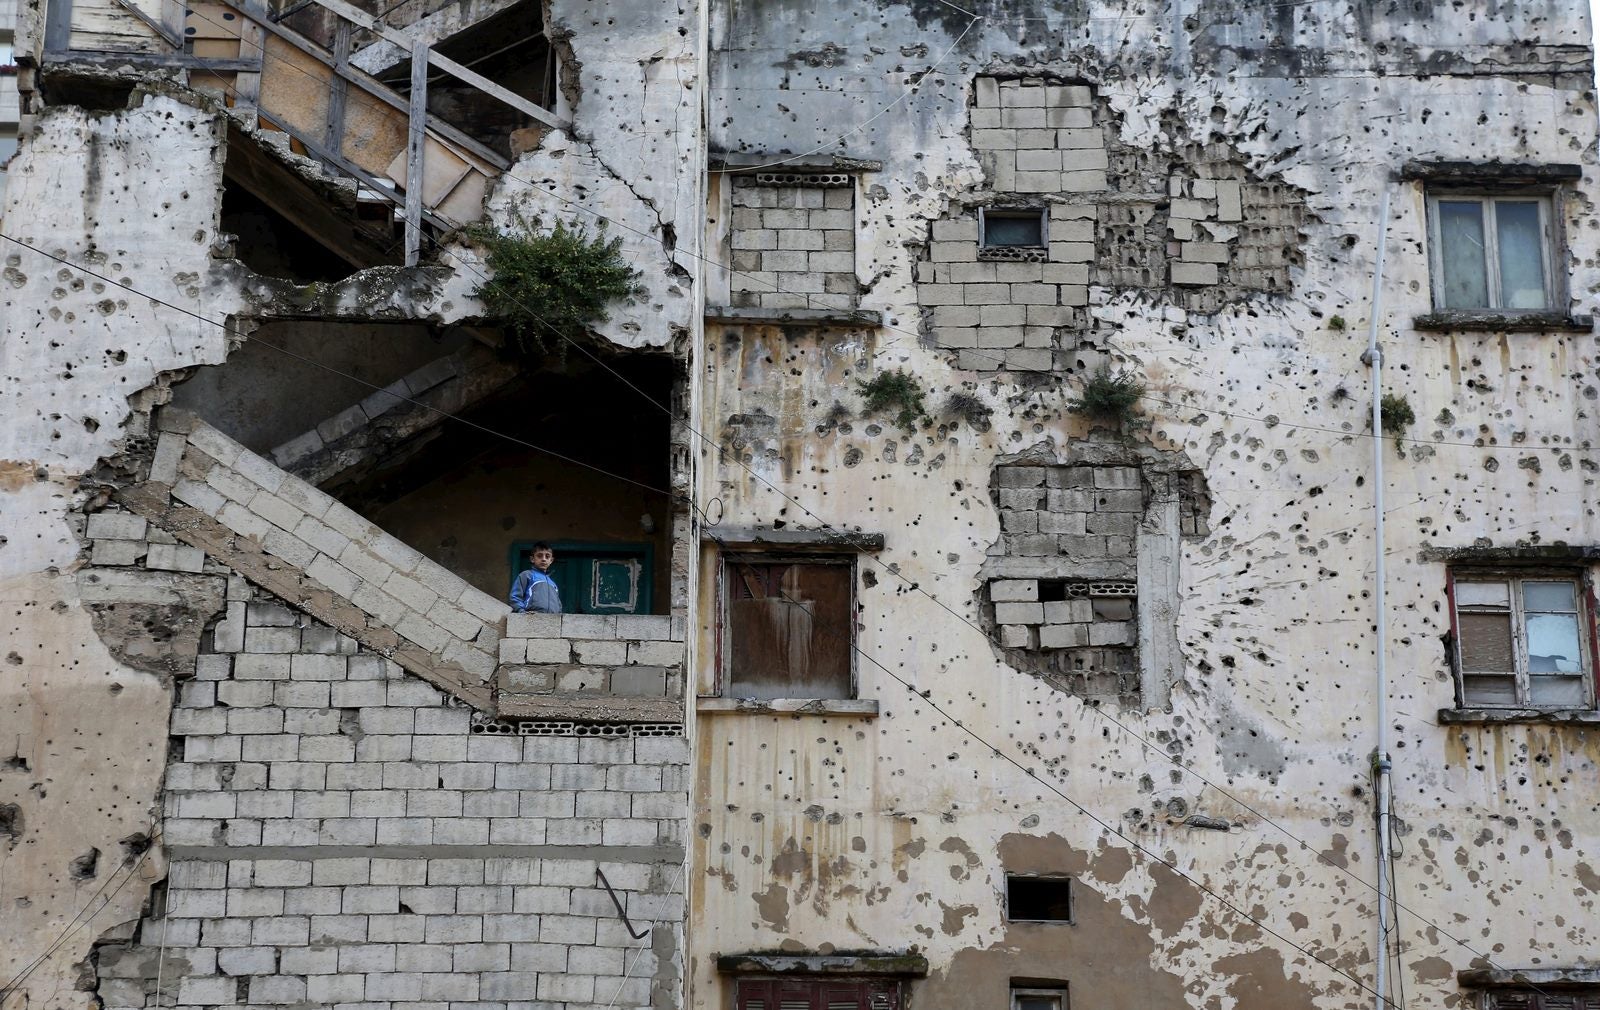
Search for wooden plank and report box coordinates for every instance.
[256,34,334,145]
[297,0,568,130]
[226,2,509,172]
[234,17,265,122]
[433,168,488,227]
[324,20,350,151]
[183,0,239,39]
[404,44,427,266]
[383,135,470,208]
[109,0,180,47]
[427,49,565,132]
[69,0,167,52]
[42,47,262,69]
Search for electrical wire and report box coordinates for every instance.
[0,224,1558,1009]
[711,544,1404,1009]
[11,11,1580,997]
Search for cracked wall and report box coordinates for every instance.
[696,1,1600,1009]
[1,0,702,1002]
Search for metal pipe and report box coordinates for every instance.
[1363,184,1393,1010]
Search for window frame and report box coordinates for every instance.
[733,976,902,1010]
[1425,189,1560,312]
[1011,986,1070,1010]
[715,550,858,700]
[1446,568,1598,710]
[979,206,1048,249]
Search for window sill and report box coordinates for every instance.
[1437,707,1600,725]
[1412,311,1593,333]
[705,305,882,329]
[697,697,880,717]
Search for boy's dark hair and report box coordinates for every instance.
[531,541,553,553]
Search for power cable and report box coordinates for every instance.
[711,543,1405,1009]
[2,225,1553,1009]
[14,17,1576,994]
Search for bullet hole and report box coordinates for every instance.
[0,803,23,848]
[119,832,151,863]
[4,755,30,772]
[862,569,878,588]
[69,848,101,880]
[5,652,21,665]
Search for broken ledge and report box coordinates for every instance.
[1412,310,1593,333]
[1459,968,1600,989]
[706,305,884,329]
[716,952,928,977]
[711,153,884,173]
[1438,708,1600,725]
[708,526,885,552]
[1419,545,1600,564]
[697,698,880,717]
[1400,161,1583,183]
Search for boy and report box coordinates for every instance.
[510,542,562,613]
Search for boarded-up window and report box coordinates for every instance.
[1453,572,1591,709]
[735,978,901,1010]
[723,558,854,699]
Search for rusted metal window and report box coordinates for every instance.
[721,556,854,699]
[735,978,901,1010]
[1006,875,1073,922]
[1450,571,1594,709]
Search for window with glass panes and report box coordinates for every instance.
[980,208,1047,248]
[1427,193,1555,311]
[734,978,901,1010]
[1451,572,1592,708]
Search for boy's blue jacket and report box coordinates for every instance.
[510,568,562,613]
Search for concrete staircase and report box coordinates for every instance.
[101,409,683,720]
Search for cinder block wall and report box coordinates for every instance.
[95,583,688,1010]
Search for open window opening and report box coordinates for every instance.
[980,206,1047,249]
[378,0,555,161]
[166,319,677,606]
[1012,985,1069,1010]
[1006,874,1073,923]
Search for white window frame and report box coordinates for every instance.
[1425,190,1558,312]
[1449,569,1594,709]
[979,206,1048,249]
[1011,986,1069,1010]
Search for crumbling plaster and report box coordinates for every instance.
[1,0,701,998]
[694,1,1600,1008]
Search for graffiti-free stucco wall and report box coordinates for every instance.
[691,1,1600,1007]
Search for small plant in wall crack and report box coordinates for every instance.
[1380,392,1416,453]
[466,216,640,361]
[1069,364,1145,425]
[858,369,928,430]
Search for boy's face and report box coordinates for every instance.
[531,547,554,572]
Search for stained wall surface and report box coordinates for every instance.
[692,2,1600,1009]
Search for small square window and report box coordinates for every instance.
[720,555,855,700]
[1012,987,1068,1010]
[981,208,1046,248]
[1451,571,1592,709]
[1006,874,1072,922]
[1427,192,1556,311]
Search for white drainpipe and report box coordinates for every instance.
[1362,184,1394,1010]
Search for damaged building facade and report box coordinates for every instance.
[3,0,1599,1009]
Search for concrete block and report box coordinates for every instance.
[523,638,573,664]
[1089,621,1135,646]
[1061,147,1110,172]
[1048,84,1093,106]
[1171,261,1219,286]
[1006,348,1054,371]
[1010,283,1058,305]
[87,512,148,541]
[574,639,628,665]
[629,640,685,666]
[994,602,1045,624]
[610,666,666,696]
[172,478,227,516]
[1216,180,1243,221]
[90,539,144,566]
[1060,170,1108,193]
[242,626,300,653]
[1039,623,1090,648]
[147,543,206,573]
[1015,129,1057,149]
[990,579,1038,602]
[1001,106,1046,128]
[506,612,562,637]
[999,624,1034,648]
[1015,171,1062,193]
[975,76,1000,106]
[935,326,978,348]
[1046,106,1093,128]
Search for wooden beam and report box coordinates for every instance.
[45,47,265,70]
[225,3,509,171]
[297,0,568,130]
[233,17,265,121]
[404,44,426,266]
[323,20,350,152]
[102,0,182,47]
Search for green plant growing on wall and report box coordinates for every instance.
[1380,392,1416,453]
[467,217,639,359]
[1069,364,1145,425]
[858,369,928,430]
[1328,315,1347,331]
